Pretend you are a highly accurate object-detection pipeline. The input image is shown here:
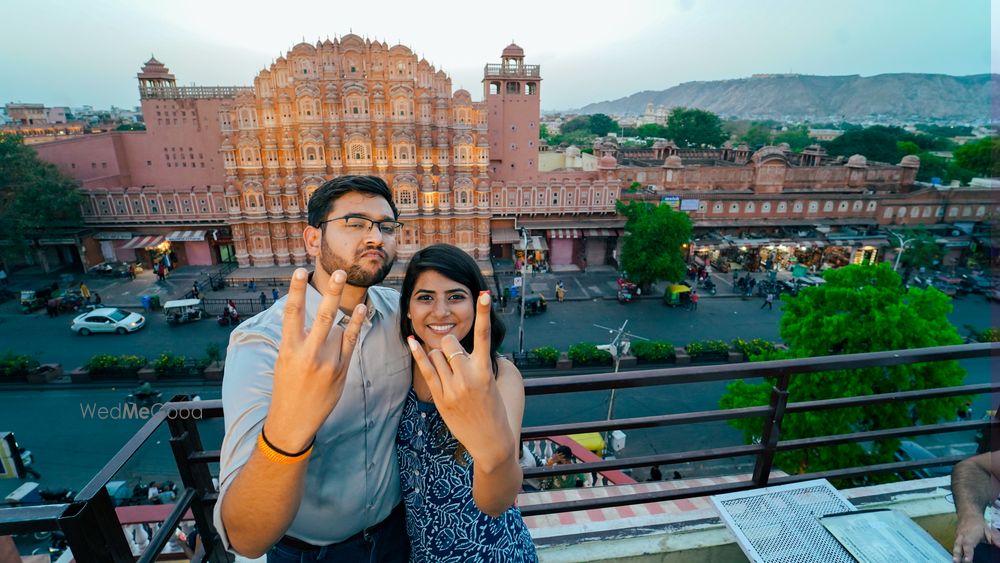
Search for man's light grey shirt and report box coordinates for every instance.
[213,282,411,549]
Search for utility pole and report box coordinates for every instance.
[887,229,919,272]
[595,320,648,458]
[518,227,528,354]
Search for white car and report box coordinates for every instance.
[70,307,145,335]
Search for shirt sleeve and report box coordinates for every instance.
[212,325,279,553]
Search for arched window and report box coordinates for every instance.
[347,141,371,163]
[489,82,500,95]
[506,82,521,94]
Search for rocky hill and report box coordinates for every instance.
[573,73,995,124]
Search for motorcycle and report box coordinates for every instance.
[700,278,717,295]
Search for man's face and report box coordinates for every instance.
[315,192,398,287]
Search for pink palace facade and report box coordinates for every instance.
[27,39,997,273]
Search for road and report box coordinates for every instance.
[0,292,996,495]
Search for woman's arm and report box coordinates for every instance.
[470,358,525,517]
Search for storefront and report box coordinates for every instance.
[582,228,621,267]
[166,230,212,266]
[513,235,549,272]
[546,229,580,267]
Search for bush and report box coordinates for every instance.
[685,339,730,359]
[731,338,777,359]
[154,353,186,376]
[630,340,676,362]
[84,354,147,374]
[205,342,222,363]
[0,352,40,377]
[978,328,999,342]
[531,346,559,366]
[568,343,613,366]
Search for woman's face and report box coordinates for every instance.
[408,270,475,352]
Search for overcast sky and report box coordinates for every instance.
[1,0,993,111]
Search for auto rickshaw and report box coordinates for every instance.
[663,284,691,307]
[518,294,547,316]
[20,286,54,314]
[163,298,207,325]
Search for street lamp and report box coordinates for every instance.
[887,230,919,272]
[518,227,528,354]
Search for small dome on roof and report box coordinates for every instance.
[846,154,868,168]
[502,43,524,58]
[598,155,617,169]
[565,145,581,157]
[662,155,684,169]
[900,154,921,168]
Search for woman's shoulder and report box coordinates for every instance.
[496,356,523,383]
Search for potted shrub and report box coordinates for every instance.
[685,339,731,362]
[152,353,187,379]
[731,338,777,362]
[204,342,225,381]
[568,343,613,367]
[630,340,676,364]
[83,354,148,380]
[0,352,46,383]
[530,346,559,368]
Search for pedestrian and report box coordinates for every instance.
[79,282,91,304]
[732,270,739,285]
[155,262,164,281]
[93,292,102,306]
[650,466,663,481]
[555,280,566,302]
[247,278,256,291]
[191,283,200,299]
[128,263,136,280]
[689,289,699,311]
[761,292,774,311]
[259,291,267,307]
[957,401,972,421]
[46,298,58,318]
[271,287,279,302]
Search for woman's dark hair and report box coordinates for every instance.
[400,244,505,373]
[307,175,398,227]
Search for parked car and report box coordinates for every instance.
[894,440,951,479]
[960,274,993,294]
[70,307,145,335]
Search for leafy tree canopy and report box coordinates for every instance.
[615,200,692,289]
[0,134,85,261]
[665,107,727,148]
[719,263,967,483]
[953,137,998,177]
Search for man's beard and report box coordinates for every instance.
[320,241,394,287]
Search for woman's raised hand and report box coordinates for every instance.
[407,291,514,471]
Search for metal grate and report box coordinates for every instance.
[711,479,857,563]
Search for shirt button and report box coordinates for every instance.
[417,430,422,436]
[365,380,372,388]
[420,412,426,418]
[369,463,375,470]
[367,421,375,429]
[413,469,419,475]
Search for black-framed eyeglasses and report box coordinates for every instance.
[317,215,404,236]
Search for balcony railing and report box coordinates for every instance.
[138,86,252,100]
[483,64,541,78]
[0,342,996,562]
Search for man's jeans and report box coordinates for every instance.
[266,505,409,563]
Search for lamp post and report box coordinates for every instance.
[518,227,528,354]
[887,230,919,272]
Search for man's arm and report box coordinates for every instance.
[952,451,1000,563]
[218,269,365,557]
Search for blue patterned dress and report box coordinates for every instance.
[396,389,538,563]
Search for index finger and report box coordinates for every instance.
[305,270,348,350]
[280,268,309,344]
[472,291,492,360]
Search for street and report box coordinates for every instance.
[0,290,996,496]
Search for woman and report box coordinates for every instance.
[398,244,537,562]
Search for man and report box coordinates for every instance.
[689,289,699,311]
[79,282,91,304]
[215,175,411,561]
[951,451,1000,563]
[761,291,774,311]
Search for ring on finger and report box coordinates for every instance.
[447,350,468,361]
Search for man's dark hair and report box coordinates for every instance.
[307,175,398,227]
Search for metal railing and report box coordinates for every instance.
[0,342,996,561]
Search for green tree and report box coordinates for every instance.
[719,264,966,482]
[539,123,551,141]
[115,123,146,131]
[823,125,910,163]
[588,113,619,136]
[772,125,813,152]
[665,107,727,148]
[560,116,591,135]
[615,200,692,290]
[634,123,669,139]
[740,124,773,148]
[893,228,944,272]
[953,137,998,177]
[0,134,85,262]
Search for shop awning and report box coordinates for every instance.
[514,236,549,252]
[120,235,165,250]
[166,230,207,242]
[583,228,622,237]
[490,228,521,244]
[547,229,581,239]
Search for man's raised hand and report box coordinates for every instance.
[264,268,366,452]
